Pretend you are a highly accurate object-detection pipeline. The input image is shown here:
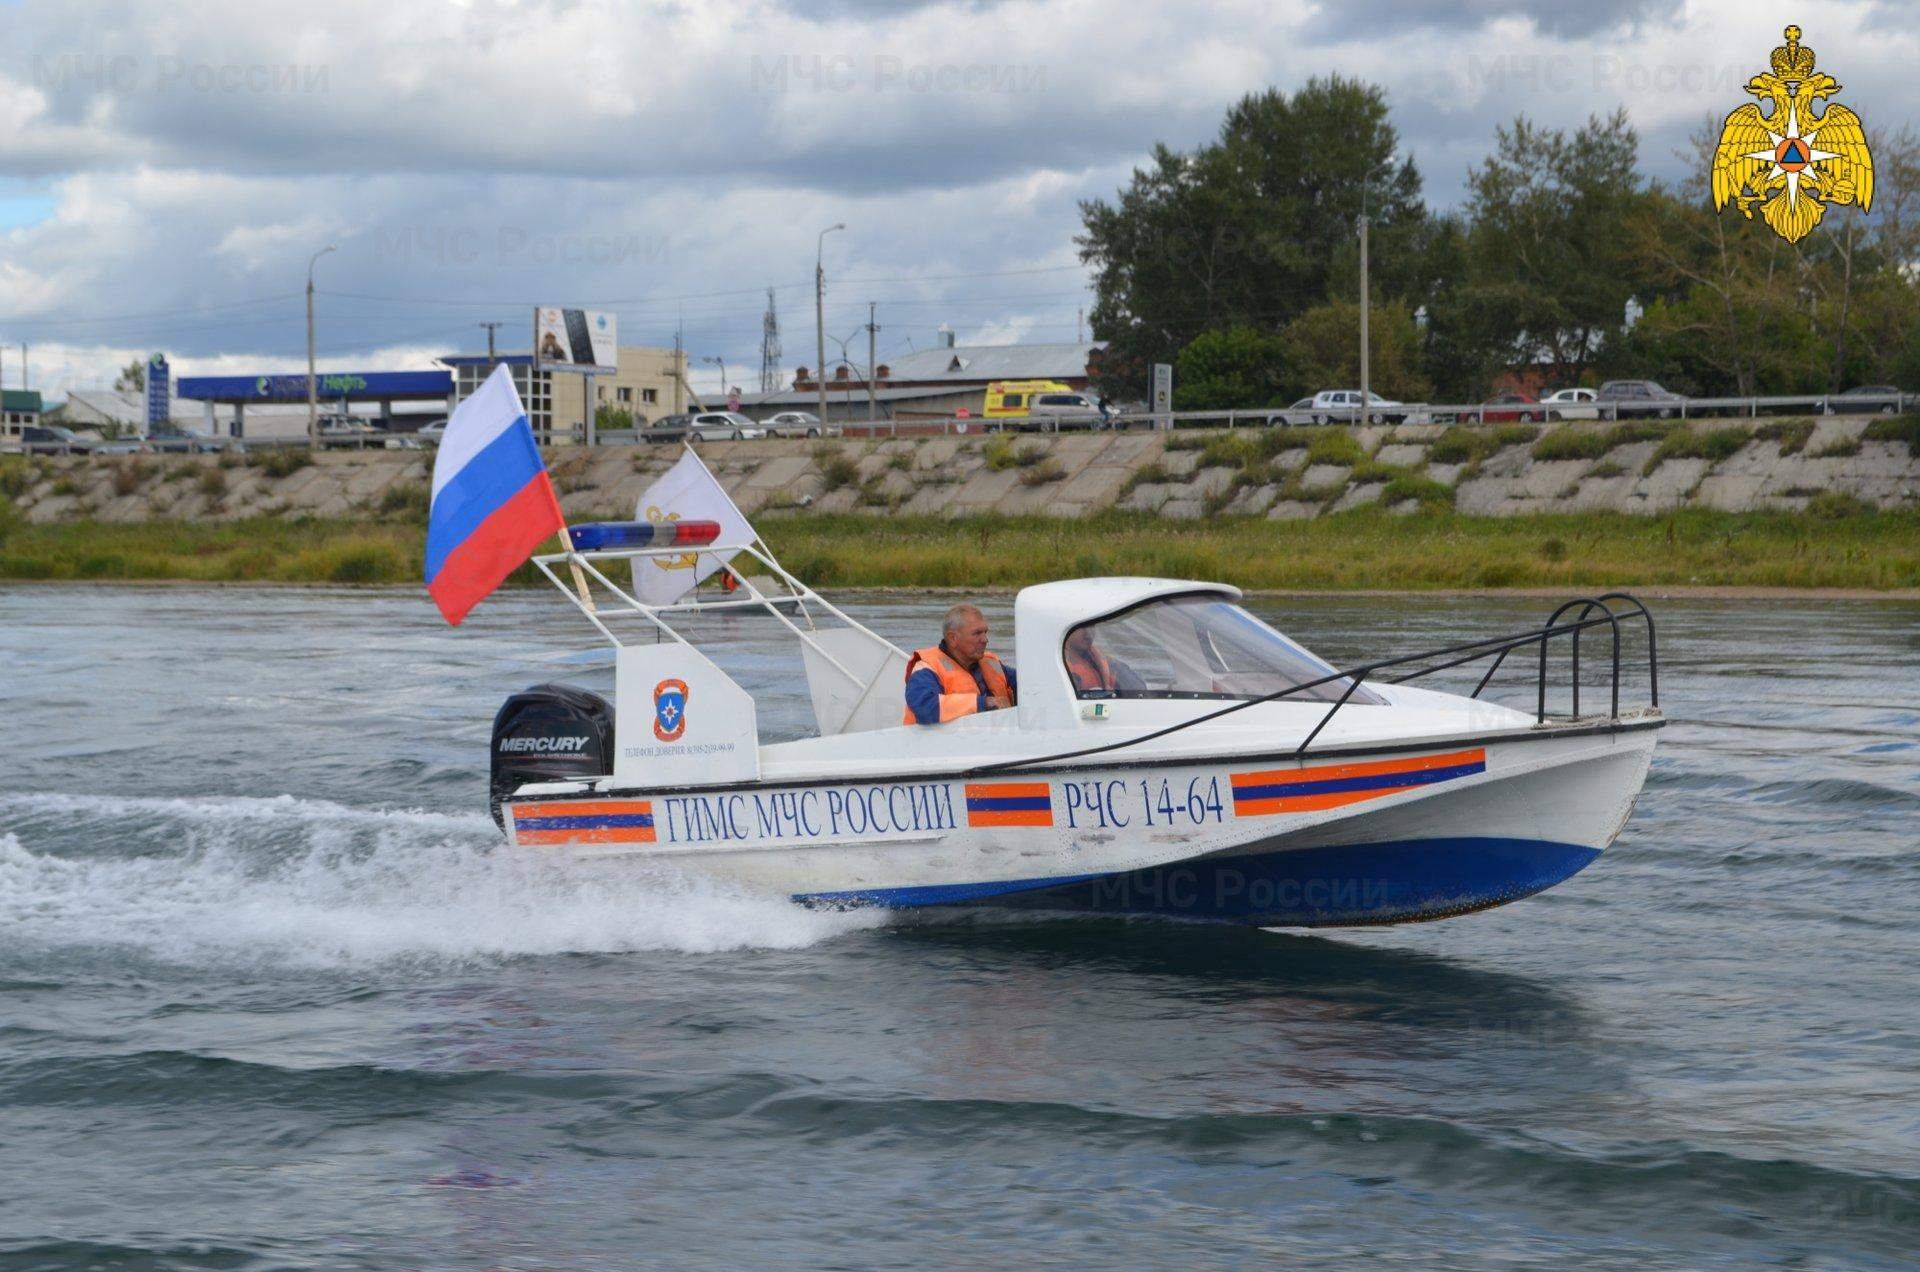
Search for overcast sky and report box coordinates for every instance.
[0,0,1913,400]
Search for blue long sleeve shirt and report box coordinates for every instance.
[905,657,1017,725]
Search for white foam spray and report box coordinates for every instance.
[0,792,883,971]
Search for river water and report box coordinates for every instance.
[1,584,1916,1268]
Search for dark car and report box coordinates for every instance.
[1823,385,1907,416]
[20,425,97,455]
[1595,379,1685,419]
[642,414,694,443]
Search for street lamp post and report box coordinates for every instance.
[306,244,337,447]
[816,223,845,429]
[1357,213,1369,424]
[702,355,728,403]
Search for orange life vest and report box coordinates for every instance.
[1065,644,1115,694]
[903,645,1013,724]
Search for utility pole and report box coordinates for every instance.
[306,244,336,447]
[480,321,503,369]
[1357,213,1370,425]
[759,288,782,393]
[673,326,684,414]
[816,223,844,428]
[1076,308,1084,343]
[866,301,878,424]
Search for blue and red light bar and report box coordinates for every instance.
[566,520,723,552]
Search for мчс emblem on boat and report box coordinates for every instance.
[652,678,689,742]
[1711,24,1873,244]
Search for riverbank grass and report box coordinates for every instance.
[2,506,1918,591]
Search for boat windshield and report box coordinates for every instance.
[1063,593,1386,705]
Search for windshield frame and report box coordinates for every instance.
[1061,590,1387,706]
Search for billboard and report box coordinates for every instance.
[534,308,617,373]
[145,353,171,428]
[177,370,453,402]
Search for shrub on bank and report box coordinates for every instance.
[1863,415,1920,456]
[255,449,315,479]
[1642,427,1749,475]
[1754,418,1815,456]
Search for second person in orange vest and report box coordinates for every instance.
[903,603,1018,725]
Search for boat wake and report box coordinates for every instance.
[0,792,881,972]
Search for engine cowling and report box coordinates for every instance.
[489,683,615,828]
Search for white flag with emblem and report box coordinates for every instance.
[629,446,756,606]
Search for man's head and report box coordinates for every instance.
[943,603,991,666]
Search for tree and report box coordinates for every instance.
[113,360,145,393]
[1625,122,1821,396]
[1446,110,1653,388]
[1078,77,1426,395]
[1172,326,1291,410]
[1280,300,1431,402]
[595,404,635,432]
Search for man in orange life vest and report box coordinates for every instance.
[903,603,1017,725]
[1063,625,1145,696]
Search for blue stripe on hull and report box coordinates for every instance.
[796,870,1106,909]
[794,838,1601,926]
[996,837,1601,926]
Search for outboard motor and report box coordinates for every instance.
[489,683,615,829]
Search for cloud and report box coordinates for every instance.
[0,0,1912,402]
[1314,0,1671,39]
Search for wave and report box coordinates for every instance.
[0,792,882,971]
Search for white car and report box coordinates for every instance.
[688,411,766,441]
[1267,397,1317,426]
[1539,388,1599,421]
[1307,390,1408,424]
[1022,391,1111,430]
[763,411,837,439]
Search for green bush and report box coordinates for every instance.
[1642,427,1750,474]
[1807,491,1872,518]
[1428,425,1536,466]
[982,434,1019,471]
[377,482,430,521]
[1754,418,1815,456]
[1304,428,1364,468]
[1532,427,1612,462]
[1382,471,1453,511]
[1197,433,1260,468]
[1811,437,1863,459]
[255,448,314,478]
[110,460,153,497]
[1119,462,1171,496]
[0,459,34,499]
[325,542,404,583]
[196,467,228,499]
[1018,458,1066,486]
[815,447,860,491]
[1862,415,1920,456]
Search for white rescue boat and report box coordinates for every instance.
[485,517,1661,927]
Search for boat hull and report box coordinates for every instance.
[977,836,1601,926]
[503,719,1658,927]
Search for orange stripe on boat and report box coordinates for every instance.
[1231,748,1486,791]
[963,782,1051,801]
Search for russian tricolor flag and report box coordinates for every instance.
[425,365,566,625]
